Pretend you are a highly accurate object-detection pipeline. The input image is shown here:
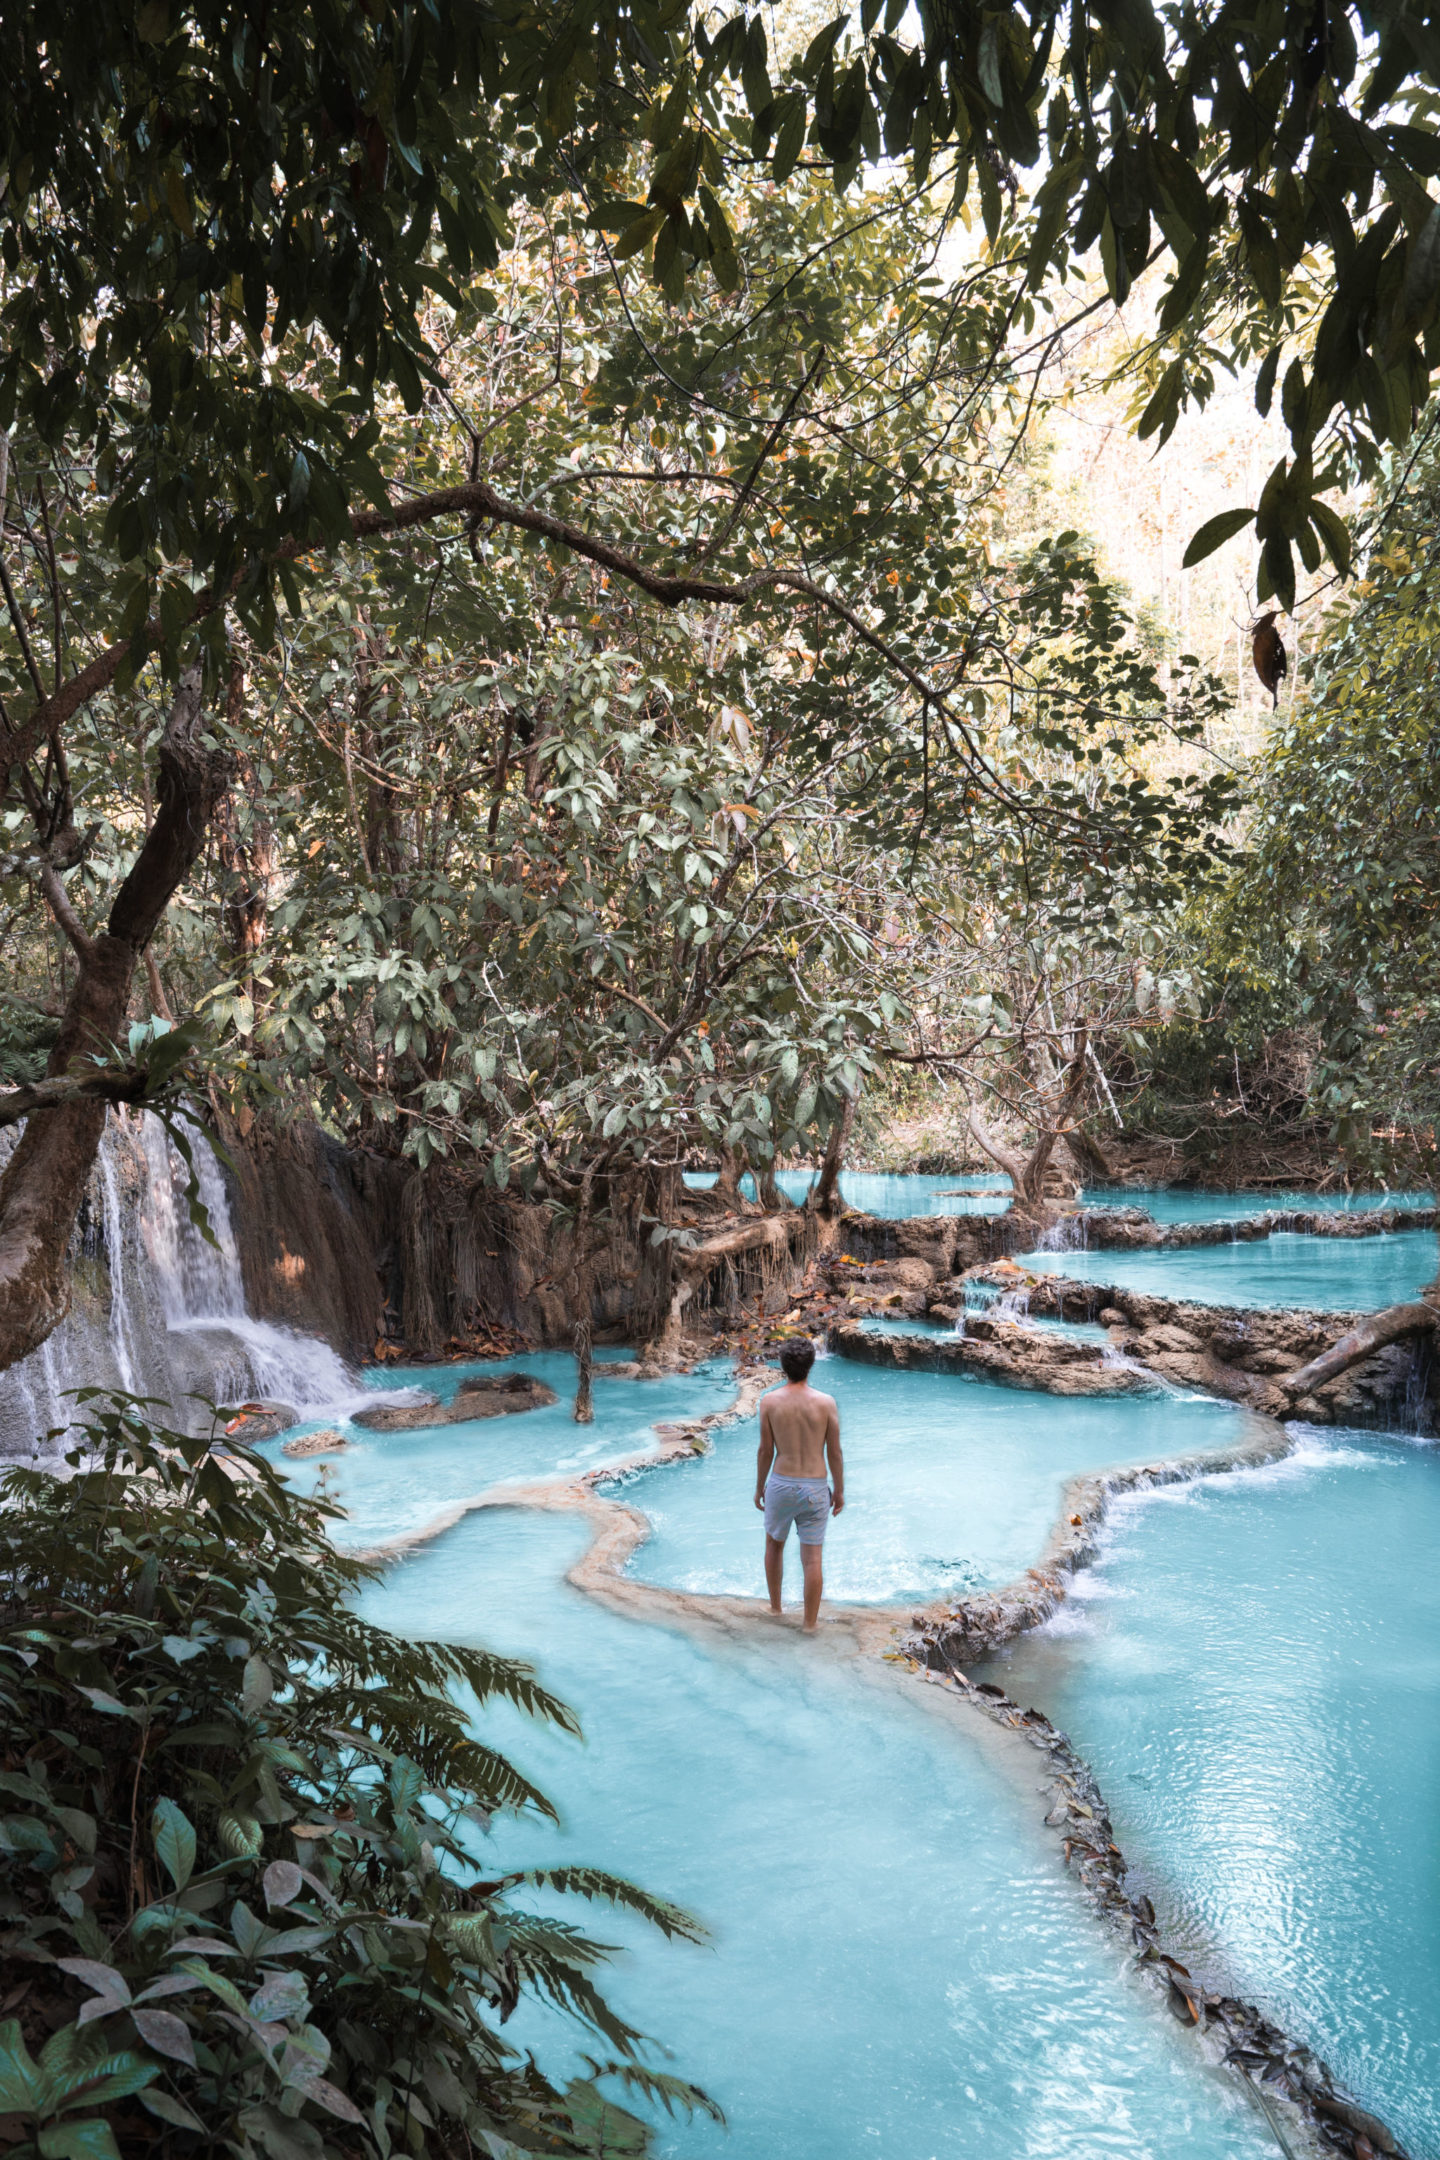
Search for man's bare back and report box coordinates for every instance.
[760,1379,840,1479]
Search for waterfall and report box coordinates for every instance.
[0,1109,372,1458]
[136,1112,376,1416]
[1033,1210,1088,1253]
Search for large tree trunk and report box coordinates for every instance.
[964,1105,1031,1195]
[754,1154,788,1211]
[711,1144,743,1205]
[0,668,230,1373]
[813,1090,856,1216]
[1061,1121,1113,1184]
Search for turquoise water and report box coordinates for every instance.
[855,1306,1108,1344]
[360,1506,1273,2160]
[686,1168,1432,1224]
[263,1190,1435,2152]
[1020,1229,1439,1311]
[258,1352,736,1546]
[978,1431,1440,2158]
[1100,1186,1433,1224]
[685,1169,1013,1214]
[854,1310,955,1334]
[621,1359,1243,1605]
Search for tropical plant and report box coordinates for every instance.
[1225,421,1440,1170]
[0,1398,716,2160]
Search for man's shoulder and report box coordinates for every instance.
[807,1385,838,1410]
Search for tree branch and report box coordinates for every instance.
[1278,1302,1437,1402]
[37,858,94,964]
[0,1066,153,1130]
[2,475,1031,819]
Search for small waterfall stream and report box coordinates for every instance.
[0,1109,368,1456]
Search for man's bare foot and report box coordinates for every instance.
[802,1622,819,1634]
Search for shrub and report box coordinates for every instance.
[0,1400,716,2160]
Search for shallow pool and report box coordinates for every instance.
[361,1506,1274,2160]
[1020,1228,1439,1312]
[258,1351,736,1546]
[685,1168,1433,1225]
[977,1430,1440,2158]
[620,1359,1244,1606]
[856,1305,1110,1345]
[685,1168,1014,1214]
[1096,1186,1433,1225]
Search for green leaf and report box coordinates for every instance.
[1182,508,1255,568]
[1309,496,1353,575]
[151,1799,196,1892]
[241,1655,275,1713]
[611,207,665,263]
[129,2010,195,2068]
[39,2122,121,2160]
[1136,359,1184,448]
[0,2020,43,2113]
[771,94,807,185]
[239,2104,325,2160]
[74,1688,134,1719]
[262,1859,303,1909]
[247,1972,309,2024]
[140,2091,207,2134]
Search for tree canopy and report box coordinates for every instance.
[3,2,1440,1371]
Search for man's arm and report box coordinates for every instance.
[825,1399,844,1514]
[755,1397,776,1511]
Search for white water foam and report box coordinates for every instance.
[135,1113,375,1418]
[0,1110,381,1454]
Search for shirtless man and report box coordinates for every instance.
[754,1338,844,1632]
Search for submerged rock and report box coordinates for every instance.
[351,1371,558,1430]
[281,1427,350,1458]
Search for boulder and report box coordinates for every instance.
[222,1400,299,1443]
[828,1320,1148,1397]
[352,1371,558,1431]
[282,1427,349,1458]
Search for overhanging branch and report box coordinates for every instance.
[1,474,1039,820]
[0,1066,153,1130]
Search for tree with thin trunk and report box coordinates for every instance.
[570,1166,597,1426]
[813,1089,856,1217]
[965,1032,1089,1213]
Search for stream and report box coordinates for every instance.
[259,1177,1440,2157]
[7,1131,1436,2155]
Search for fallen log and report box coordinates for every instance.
[1278,1301,1437,1402]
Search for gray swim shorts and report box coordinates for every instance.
[764,1473,831,1546]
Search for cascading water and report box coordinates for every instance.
[134,1112,370,1416]
[0,1109,370,1457]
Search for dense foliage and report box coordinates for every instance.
[0,1401,715,2160]
[3,2,1438,1370]
[0,150,1233,1198]
[1227,428,1440,1168]
[7,0,1440,627]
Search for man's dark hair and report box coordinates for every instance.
[779,1339,816,1383]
